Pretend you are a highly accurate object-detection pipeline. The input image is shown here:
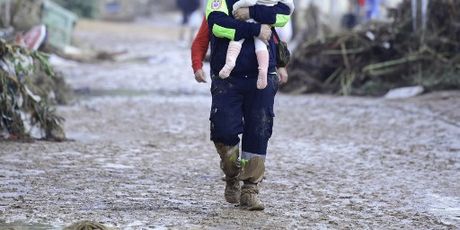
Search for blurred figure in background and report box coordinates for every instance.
[176,0,200,25]
[342,0,358,29]
[176,0,201,43]
[357,0,366,19]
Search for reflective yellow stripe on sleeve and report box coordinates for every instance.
[212,24,236,40]
[206,0,229,19]
[273,14,290,27]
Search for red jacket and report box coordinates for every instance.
[191,18,210,73]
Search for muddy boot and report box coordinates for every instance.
[240,183,264,211]
[239,156,265,211]
[224,177,240,204]
[239,156,265,183]
[214,143,241,203]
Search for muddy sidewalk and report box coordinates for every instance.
[1,20,459,229]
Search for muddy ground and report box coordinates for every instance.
[1,19,460,229]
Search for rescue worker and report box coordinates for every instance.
[205,0,292,210]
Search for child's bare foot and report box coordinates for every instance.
[220,41,242,79]
[257,72,267,89]
[219,63,234,79]
[256,50,269,89]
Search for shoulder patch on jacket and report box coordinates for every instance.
[206,0,229,19]
[211,0,222,9]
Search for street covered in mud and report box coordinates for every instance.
[1,2,460,229]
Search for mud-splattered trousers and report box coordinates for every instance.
[210,73,278,158]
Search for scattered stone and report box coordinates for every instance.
[384,86,425,99]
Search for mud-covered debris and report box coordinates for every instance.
[283,0,460,96]
[0,40,66,140]
[64,221,112,230]
[33,69,73,105]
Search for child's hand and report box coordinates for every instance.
[194,69,207,83]
[233,8,250,21]
[277,67,289,84]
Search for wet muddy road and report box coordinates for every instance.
[1,20,460,229]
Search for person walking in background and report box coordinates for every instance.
[357,0,367,22]
[176,0,201,42]
[177,0,200,26]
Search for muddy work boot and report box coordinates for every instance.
[239,156,265,184]
[240,183,264,211]
[224,177,241,204]
[239,156,266,211]
[214,143,241,203]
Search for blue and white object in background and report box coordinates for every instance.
[367,0,381,20]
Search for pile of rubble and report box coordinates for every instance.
[0,40,66,140]
[0,0,80,140]
[283,0,460,96]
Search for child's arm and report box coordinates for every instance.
[233,0,258,13]
[206,0,262,41]
[248,2,292,27]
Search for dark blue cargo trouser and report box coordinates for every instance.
[209,73,279,158]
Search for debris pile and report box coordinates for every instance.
[283,0,460,96]
[64,221,112,230]
[0,0,75,140]
[0,40,66,140]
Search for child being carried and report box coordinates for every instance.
[219,0,294,89]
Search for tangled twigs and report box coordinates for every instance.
[64,221,112,230]
[0,40,66,140]
[283,0,460,96]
